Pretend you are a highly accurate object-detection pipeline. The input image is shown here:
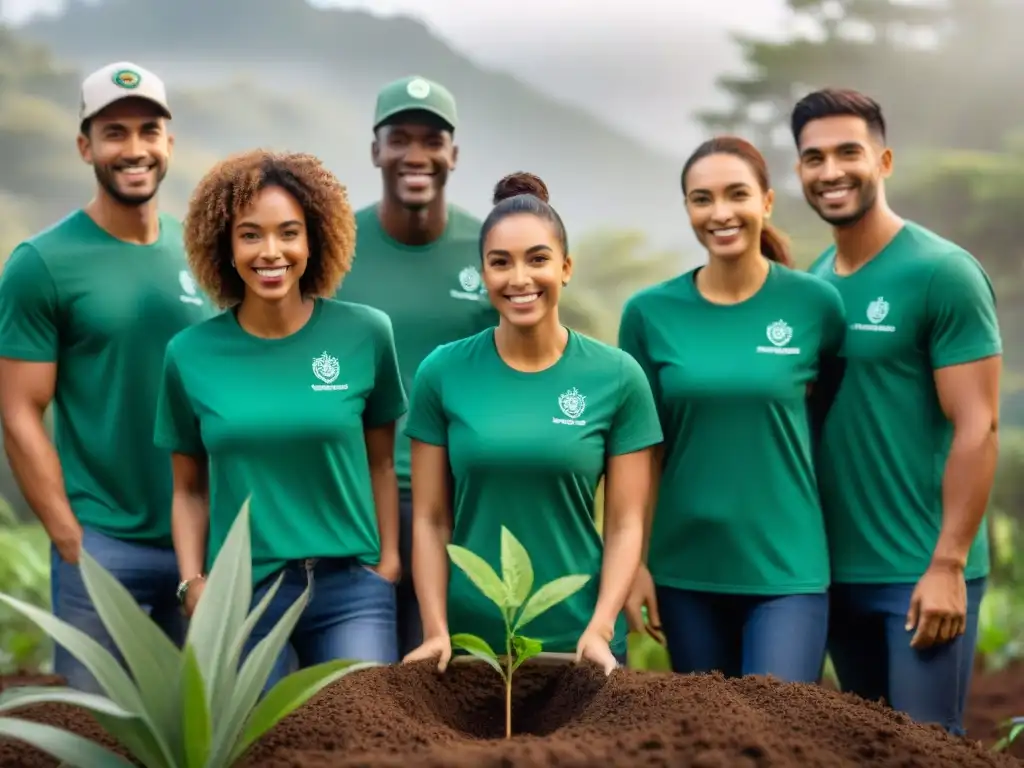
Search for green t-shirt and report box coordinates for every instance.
[619,262,845,595]
[404,328,662,655]
[807,221,1002,584]
[336,204,498,490]
[153,298,408,587]
[0,210,213,545]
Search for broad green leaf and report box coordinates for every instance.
[511,635,543,672]
[446,544,507,608]
[79,549,182,766]
[515,574,591,630]
[451,633,504,678]
[209,579,311,768]
[0,717,135,768]
[0,593,144,713]
[181,646,211,768]
[0,687,133,719]
[187,498,255,718]
[500,527,533,610]
[230,659,375,763]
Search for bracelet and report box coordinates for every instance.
[175,574,205,604]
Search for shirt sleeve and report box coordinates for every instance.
[617,295,665,424]
[403,347,449,447]
[153,341,204,456]
[607,352,664,457]
[926,252,1002,369]
[364,309,409,429]
[0,244,60,362]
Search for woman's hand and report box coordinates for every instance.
[624,564,665,644]
[403,633,452,673]
[575,625,618,676]
[182,577,206,618]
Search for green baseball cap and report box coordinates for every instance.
[373,76,458,131]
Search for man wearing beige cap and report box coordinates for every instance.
[336,75,497,659]
[0,61,211,692]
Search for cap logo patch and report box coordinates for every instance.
[406,78,431,99]
[112,69,141,89]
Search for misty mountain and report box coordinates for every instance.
[16,0,698,256]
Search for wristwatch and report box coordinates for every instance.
[176,575,204,605]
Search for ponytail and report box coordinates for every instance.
[760,222,793,268]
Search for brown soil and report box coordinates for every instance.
[2,662,1022,768]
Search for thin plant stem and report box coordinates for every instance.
[505,634,513,739]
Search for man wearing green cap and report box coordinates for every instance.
[336,75,497,657]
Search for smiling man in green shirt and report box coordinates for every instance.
[336,76,497,656]
[794,88,1002,736]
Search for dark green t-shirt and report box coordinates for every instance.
[0,210,213,545]
[404,328,663,655]
[336,204,498,491]
[619,262,844,595]
[153,299,407,587]
[808,221,1002,584]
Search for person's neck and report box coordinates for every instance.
[494,313,568,373]
[236,290,314,339]
[83,190,161,246]
[696,249,770,305]
[832,202,905,277]
[378,195,448,246]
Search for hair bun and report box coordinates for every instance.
[492,172,549,205]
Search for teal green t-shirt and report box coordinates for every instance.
[807,221,1002,584]
[0,210,213,545]
[404,328,663,655]
[619,262,845,595]
[153,298,408,587]
[336,204,498,491]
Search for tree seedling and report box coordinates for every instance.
[446,526,591,739]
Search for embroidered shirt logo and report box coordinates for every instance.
[756,319,800,355]
[449,265,487,301]
[553,387,587,426]
[851,296,896,333]
[311,351,348,391]
[178,270,203,306]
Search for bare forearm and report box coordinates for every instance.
[641,446,663,563]
[369,463,400,559]
[172,490,209,580]
[413,515,451,638]
[589,511,644,635]
[933,422,999,568]
[2,416,77,536]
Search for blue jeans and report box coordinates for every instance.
[396,488,422,657]
[244,557,399,694]
[51,527,185,694]
[656,586,829,683]
[827,578,985,736]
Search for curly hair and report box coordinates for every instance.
[183,149,356,308]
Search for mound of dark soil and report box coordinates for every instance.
[2,662,1021,767]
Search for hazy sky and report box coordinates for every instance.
[0,0,790,153]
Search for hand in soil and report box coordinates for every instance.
[403,633,453,672]
[624,564,664,644]
[906,561,967,649]
[575,627,618,676]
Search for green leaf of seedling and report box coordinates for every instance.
[230,659,375,764]
[511,635,543,672]
[515,574,592,631]
[500,527,533,610]
[446,544,508,608]
[451,633,505,678]
[0,717,135,768]
[180,646,211,768]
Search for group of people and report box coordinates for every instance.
[0,59,1001,740]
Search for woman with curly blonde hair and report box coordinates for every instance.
[154,150,407,689]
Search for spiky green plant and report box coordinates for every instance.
[993,715,1024,752]
[0,499,374,767]
[447,526,591,739]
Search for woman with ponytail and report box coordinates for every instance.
[618,136,847,683]
[401,173,663,675]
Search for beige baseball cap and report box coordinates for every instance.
[79,61,172,122]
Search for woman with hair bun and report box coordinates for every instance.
[401,172,663,675]
[618,136,847,683]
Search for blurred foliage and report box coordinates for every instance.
[0,500,52,674]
